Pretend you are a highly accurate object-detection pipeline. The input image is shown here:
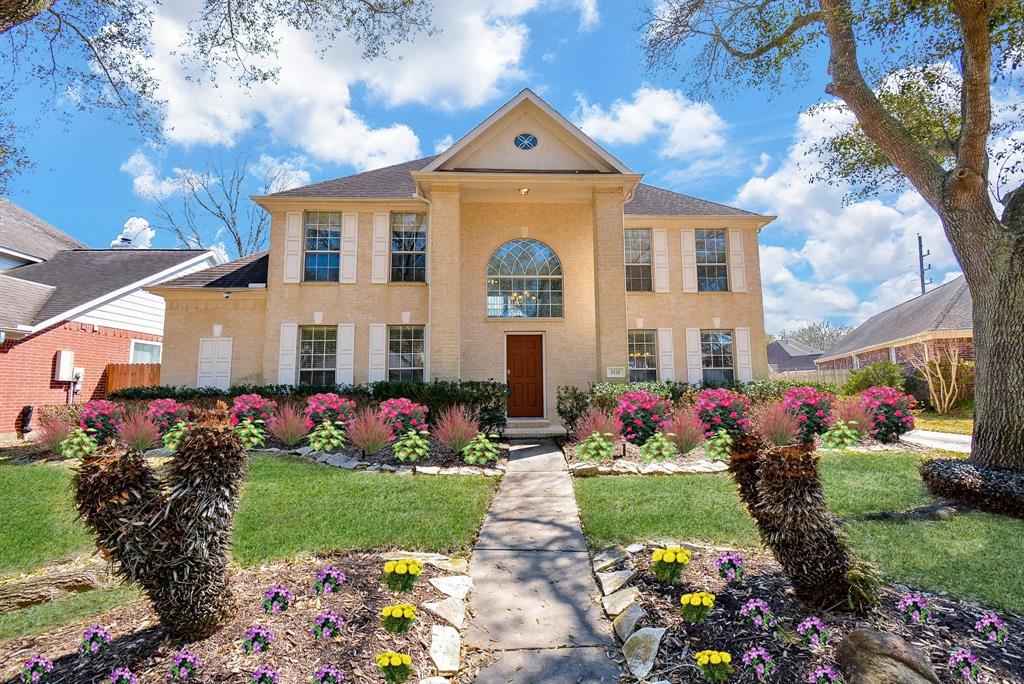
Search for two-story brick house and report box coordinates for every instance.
[150,90,773,430]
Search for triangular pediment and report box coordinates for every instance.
[424,89,631,174]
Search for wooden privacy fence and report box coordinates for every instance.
[769,368,851,385]
[105,363,161,396]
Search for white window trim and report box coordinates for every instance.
[129,339,162,364]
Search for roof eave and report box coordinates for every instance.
[815,328,975,364]
[251,194,425,210]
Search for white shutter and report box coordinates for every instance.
[198,338,232,390]
[283,212,302,283]
[371,213,389,283]
[657,328,675,381]
[685,328,702,384]
[736,327,753,382]
[336,323,355,385]
[368,323,387,382]
[278,323,298,385]
[652,228,669,293]
[729,228,747,293]
[681,229,698,293]
[340,212,358,284]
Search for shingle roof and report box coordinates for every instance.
[0,274,54,329]
[820,276,973,360]
[0,199,86,261]
[158,251,268,289]
[767,339,823,371]
[267,157,756,216]
[5,249,210,325]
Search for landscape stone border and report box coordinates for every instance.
[257,447,505,476]
[568,459,727,477]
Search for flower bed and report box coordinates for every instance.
[597,542,1024,683]
[0,553,466,683]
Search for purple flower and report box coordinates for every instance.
[169,650,201,680]
[974,612,1008,644]
[107,669,139,684]
[80,624,112,656]
[251,665,280,684]
[808,665,841,683]
[897,593,930,624]
[742,646,775,680]
[797,616,829,647]
[315,565,346,596]
[20,655,53,684]
[262,584,294,613]
[243,624,274,653]
[949,649,980,681]
[313,609,344,639]
[715,551,746,582]
[313,665,345,684]
[740,598,776,629]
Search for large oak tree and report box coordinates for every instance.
[644,0,1023,471]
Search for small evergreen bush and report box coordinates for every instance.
[842,361,906,395]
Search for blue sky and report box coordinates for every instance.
[6,0,971,332]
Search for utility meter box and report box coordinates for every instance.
[55,350,76,381]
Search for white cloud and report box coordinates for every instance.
[570,0,599,30]
[120,151,181,199]
[249,154,312,193]
[754,152,771,175]
[433,134,454,154]
[111,217,156,249]
[575,87,728,158]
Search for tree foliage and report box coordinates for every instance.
[777,320,852,350]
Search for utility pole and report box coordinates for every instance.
[917,233,933,295]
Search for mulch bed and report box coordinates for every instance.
[347,437,509,469]
[561,438,706,468]
[620,544,1024,683]
[0,553,452,684]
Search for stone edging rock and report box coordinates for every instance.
[568,459,727,478]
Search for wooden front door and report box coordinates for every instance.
[506,335,544,418]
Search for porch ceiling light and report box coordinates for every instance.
[518,187,529,195]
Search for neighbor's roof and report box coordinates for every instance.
[266,156,756,217]
[5,249,211,326]
[819,276,973,361]
[156,251,269,289]
[0,274,55,329]
[767,339,823,372]
[0,199,86,262]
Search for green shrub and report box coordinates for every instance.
[556,385,590,434]
[639,432,678,461]
[588,381,689,410]
[575,431,615,462]
[842,361,906,395]
[393,429,430,463]
[308,420,346,453]
[234,419,266,450]
[463,434,500,465]
[820,420,864,449]
[703,429,733,461]
[59,427,97,459]
[740,378,839,403]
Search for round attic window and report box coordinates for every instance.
[514,133,538,150]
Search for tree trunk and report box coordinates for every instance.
[0,0,53,34]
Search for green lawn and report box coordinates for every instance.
[0,585,139,641]
[915,411,974,435]
[575,450,1024,612]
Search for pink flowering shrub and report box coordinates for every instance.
[79,400,125,442]
[304,393,357,428]
[377,398,428,434]
[860,386,916,443]
[230,394,277,426]
[571,408,623,443]
[693,388,751,437]
[781,386,835,442]
[613,390,671,445]
[145,398,192,434]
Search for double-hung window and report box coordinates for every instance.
[627,330,658,382]
[390,213,427,282]
[387,325,425,382]
[695,229,729,292]
[299,326,336,385]
[624,228,653,292]
[304,212,342,282]
[701,330,735,385]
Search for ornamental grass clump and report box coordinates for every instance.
[434,405,480,453]
[949,649,980,681]
[576,431,615,462]
[308,420,346,453]
[376,652,412,684]
[262,584,294,613]
[752,403,800,447]
[168,651,201,681]
[383,559,423,593]
[162,421,189,452]
[230,393,277,427]
[694,650,734,682]
[19,655,53,684]
[378,398,428,434]
[235,418,266,450]
[664,408,704,454]
[640,431,678,461]
[860,386,916,443]
[834,396,875,439]
[897,593,930,625]
[393,429,430,462]
[243,624,274,653]
[314,566,345,596]
[463,433,501,464]
[807,665,841,684]
[975,612,1008,643]
[80,624,111,656]
[740,599,777,630]
[267,405,309,446]
[715,551,746,582]
[650,545,691,583]
[614,390,671,445]
[571,408,622,444]
[304,393,356,428]
[145,399,192,434]
[250,665,279,684]
[115,412,161,453]
[742,647,775,682]
[79,400,125,442]
[347,409,394,455]
[680,591,715,623]
[694,388,751,438]
[35,417,72,456]
[797,616,829,647]
[106,669,138,684]
[313,609,343,639]
[782,385,835,442]
[60,427,97,459]
[313,665,345,684]
[381,603,416,634]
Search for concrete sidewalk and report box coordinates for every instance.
[901,429,971,453]
[467,440,619,683]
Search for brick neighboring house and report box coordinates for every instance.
[815,276,973,371]
[767,338,823,372]
[0,201,219,438]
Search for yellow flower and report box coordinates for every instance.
[702,597,713,607]
[403,609,414,619]
[721,652,732,664]
[697,655,709,666]
[382,606,393,617]
[690,595,702,606]
[390,655,402,666]
[401,654,412,666]
[663,551,676,563]
[409,564,422,576]
[652,549,664,562]
[710,653,721,665]
[384,561,397,573]
[395,563,408,575]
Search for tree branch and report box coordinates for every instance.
[711,11,822,60]
[952,0,993,184]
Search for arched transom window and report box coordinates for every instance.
[486,239,563,318]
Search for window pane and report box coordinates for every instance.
[131,342,162,364]
[304,212,342,282]
[627,329,658,383]
[486,239,563,318]
[700,329,734,387]
[390,213,427,283]
[298,326,337,385]
[624,229,653,292]
[695,229,728,292]
[387,325,425,382]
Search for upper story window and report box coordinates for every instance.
[624,228,653,292]
[390,213,427,282]
[486,239,563,318]
[696,229,729,292]
[304,212,341,282]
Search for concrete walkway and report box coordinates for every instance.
[467,440,619,683]
[902,429,971,453]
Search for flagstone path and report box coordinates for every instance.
[467,440,620,683]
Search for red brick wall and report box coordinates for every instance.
[818,357,852,370]
[0,322,162,437]
[855,348,891,366]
